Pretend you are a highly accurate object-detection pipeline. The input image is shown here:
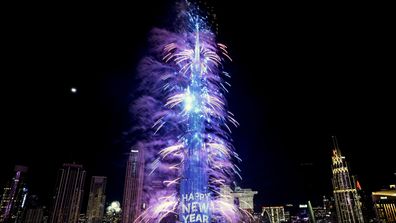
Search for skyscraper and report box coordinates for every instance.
[24,209,44,223]
[331,136,364,223]
[122,149,144,223]
[23,195,45,223]
[0,165,29,223]
[233,187,258,213]
[50,163,86,223]
[86,176,107,223]
[372,185,396,223]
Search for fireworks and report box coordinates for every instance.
[131,2,244,222]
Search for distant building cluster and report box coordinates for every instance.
[0,165,28,222]
[0,138,395,222]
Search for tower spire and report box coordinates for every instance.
[331,135,341,155]
[330,137,364,223]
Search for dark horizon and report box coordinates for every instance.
[1,0,395,211]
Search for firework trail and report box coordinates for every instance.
[130,1,245,222]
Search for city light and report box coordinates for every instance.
[107,201,121,214]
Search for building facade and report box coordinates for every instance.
[24,208,44,223]
[122,149,145,223]
[331,136,364,223]
[50,163,86,223]
[0,165,29,222]
[86,176,107,223]
[262,206,285,223]
[23,194,46,223]
[372,186,396,223]
[233,187,258,212]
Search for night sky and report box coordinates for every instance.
[1,1,395,211]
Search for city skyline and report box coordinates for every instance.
[1,0,395,212]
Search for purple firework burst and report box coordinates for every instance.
[129,2,248,222]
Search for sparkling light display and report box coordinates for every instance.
[130,1,245,222]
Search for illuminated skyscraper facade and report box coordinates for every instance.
[23,194,45,223]
[50,163,86,223]
[262,206,285,223]
[24,208,44,223]
[233,187,258,213]
[122,149,144,223]
[372,186,396,223]
[86,176,107,223]
[331,137,364,223]
[0,165,29,223]
[126,1,242,222]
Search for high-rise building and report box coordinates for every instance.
[23,194,46,223]
[24,208,44,223]
[262,206,285,223]
[122,149,145,223]
[233,187,258,212]
[0,165,29,222]
[372,185,396,223]
[50,163,86,223]
[356,180,377,222]
[86,176,107,223]
[331,136,364,223]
